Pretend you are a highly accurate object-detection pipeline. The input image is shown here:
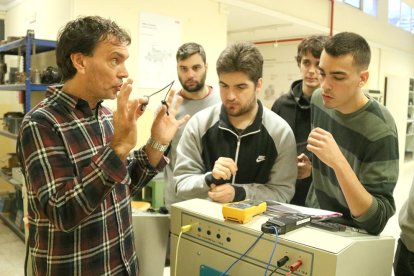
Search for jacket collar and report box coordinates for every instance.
[290,79,311,109]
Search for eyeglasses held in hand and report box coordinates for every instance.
[140,80,175,115]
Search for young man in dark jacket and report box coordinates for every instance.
[271,35,328,206]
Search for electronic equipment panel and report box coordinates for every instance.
[170,198,394,276]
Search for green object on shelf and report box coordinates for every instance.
[147,179,165,209]
[132,176,165,209]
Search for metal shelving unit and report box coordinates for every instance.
[0,129,17,139]
[385,76,414,163]
[0,169,24,241]
[0,30,56,241]
[0,29,56,113]
[407,79,414,162]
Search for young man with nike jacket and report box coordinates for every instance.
[173,42,297,203]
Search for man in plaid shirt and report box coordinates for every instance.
[17,16,189,275]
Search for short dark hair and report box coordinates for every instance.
[295,35,329,66]
[56,16,131,81]
[324,32,371,70]
[216,42,263,84]
[176,42,206,63]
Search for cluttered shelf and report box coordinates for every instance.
[0,30,58,113]
[0,129,17,139]
[1,111,24,139]
[0,167,24,241]
[0,167,22,191]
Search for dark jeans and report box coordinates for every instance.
[394,238,414,276]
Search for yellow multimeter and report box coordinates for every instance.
[222,199,267,224]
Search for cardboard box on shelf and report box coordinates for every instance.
[12,167,25,185]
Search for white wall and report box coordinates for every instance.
[237,0,414,55]
[3,0,227,145]
[5,0,72,39]
[256,41,301,108]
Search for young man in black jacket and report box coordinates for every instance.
[271,35,328,206]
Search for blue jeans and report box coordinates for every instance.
[394,238,414,276]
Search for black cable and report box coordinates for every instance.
[146,80,175,98]
[140,80,175,111]
[268,265,280,276]
[269,256,289,276]
[160,80,175,115]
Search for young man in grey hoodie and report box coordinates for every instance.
[174,42,297,204]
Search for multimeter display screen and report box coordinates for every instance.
[228,200,262,209]
[228,203,251,209]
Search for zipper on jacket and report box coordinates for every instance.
[232,137,241,185]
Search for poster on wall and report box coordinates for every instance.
[256,44,300,109]
[260,59,299,108]
[138,12,181,88]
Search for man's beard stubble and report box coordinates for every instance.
[179,72,207,93]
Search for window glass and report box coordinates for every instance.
[363,0,377,16]
[388,0,401,26]
[412,8,414,33]
[401,2,411,31]
[337,0,378,16]
[344,0,361,8]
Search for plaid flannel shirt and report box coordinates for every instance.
[17,90,159,276]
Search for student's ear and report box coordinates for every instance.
[359,70,369,88]
[70,53,86,74]
[255,78,263,92]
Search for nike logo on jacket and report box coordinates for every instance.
[256,155,266,162]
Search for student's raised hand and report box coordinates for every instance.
[307,127,346,170]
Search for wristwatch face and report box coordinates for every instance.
[147,137,169,152]
[153,142,168,152]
